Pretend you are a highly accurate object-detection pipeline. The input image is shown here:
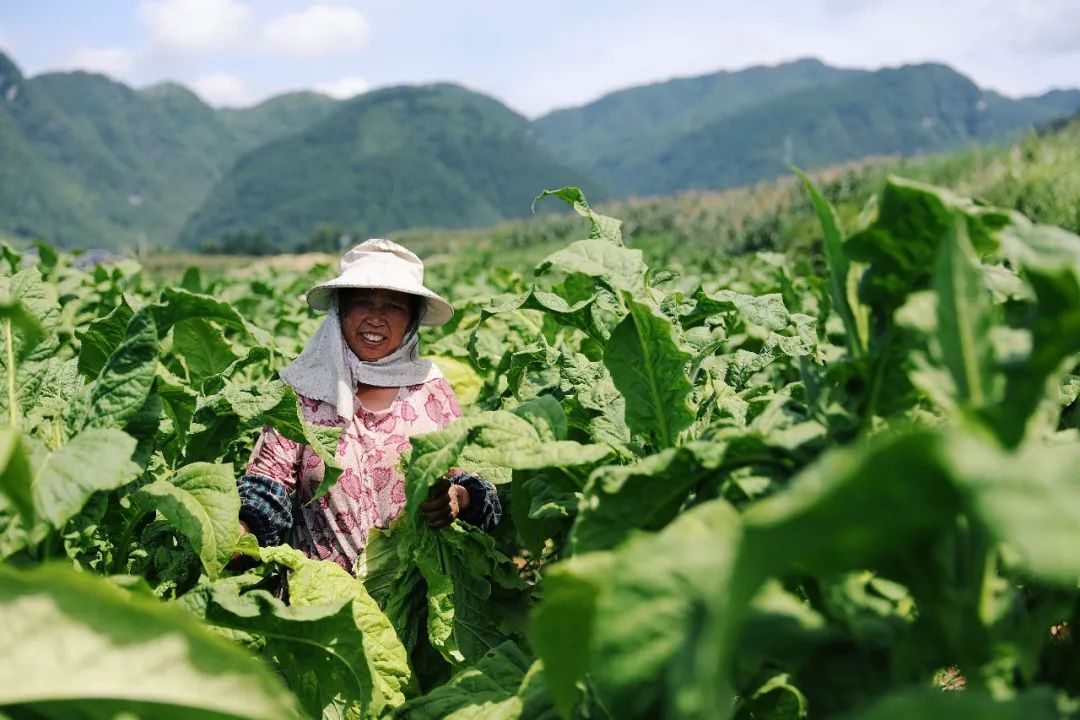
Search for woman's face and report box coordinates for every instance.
[339,288,416,362]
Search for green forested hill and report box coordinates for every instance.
[23,73,238,248]
[0,52,337,250]
[0,53,121,246]
[1,48,1078,251]
[218,91,339,148]
[179,83,603,250]
[539,63,1080,197]
[534,58,864,180]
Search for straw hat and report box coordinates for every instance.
[305,239,454,326]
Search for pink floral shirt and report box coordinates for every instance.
[245,377,462,572]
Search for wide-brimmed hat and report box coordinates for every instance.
[305,239,454,326]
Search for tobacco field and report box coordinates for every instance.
[4,174,1080,719]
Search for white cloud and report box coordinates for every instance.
[262,5,370,58]
[0,25,12,52]
[67,47,136,78]
[138,0,255,54]
[192,72,250,106]
[314,76,370,99]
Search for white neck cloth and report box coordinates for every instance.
[279,297,442,420]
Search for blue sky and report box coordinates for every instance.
[1,0,1078,116]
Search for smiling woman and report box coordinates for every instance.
[233,239,501,574]
[339,287,416,364]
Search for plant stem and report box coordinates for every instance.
[112,510,150,575]
[862,326,895,429]
[5,318,18,429]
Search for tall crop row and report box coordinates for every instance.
[3,177,1080,718]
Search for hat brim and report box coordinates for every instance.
[306,280,454,326]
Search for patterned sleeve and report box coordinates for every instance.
[239,425,302,547]
[426,377,463,427]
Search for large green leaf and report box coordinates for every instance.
[945,431,1080,586]
[150,286,272,345]
[173,318,239,386]
[30,429,141,529]
[846,176,1015,317]
[75,299,133,379]
[393,642,556,720]
[0,269,60,424]
[0,300,46,363]
[463,410,613,472]
[0,427,34,525]
[429,355,483,405]
[682,431,966,717]
[504,336,563,398]
[0,563,299,719]
[534,186,623,245]
[741,431,962,576]
[682,288,792,332]
[5,267,60,345]
[356,524,407,607]
[529,552,616,718]
[604,296,694,448]
[136,463,239,580]
[0,299,48,428]
[933,212,996,410]
[538,430,968,718]
[570,441,730,553]
[537,239,646,298]
[536,501,744,717]
[403,420,476,520]
[512,394,567,441]
[390,424,528,667]
[180,577,378,719]
[795,169,865,358]
[80,307,159,432]
[261,545,413,714]
[483,289,604,342]
[987,263,1080,446]
[412,522,521,666]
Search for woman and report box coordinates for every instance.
[236,239,500,573]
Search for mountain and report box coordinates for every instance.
[218,91,339,149]
[1,48,1078,251]
[1021,88,1080,116]
[179,83,603,250]
[0,52,338,250]
[23,72,239,247]
[653,64,1080,197]
[539,62,1080,197]
[534,58,864,183]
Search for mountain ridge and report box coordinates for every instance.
[1,49,1078,251]
[179,82,604,250]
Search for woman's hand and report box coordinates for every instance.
[227,520,253,570]
[421,476,471,529]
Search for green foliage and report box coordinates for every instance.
[0,563,299,719]
[604,296,695,449]
[5,172,1080,720]
[179,546,411,718]
[136,463,239,580]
